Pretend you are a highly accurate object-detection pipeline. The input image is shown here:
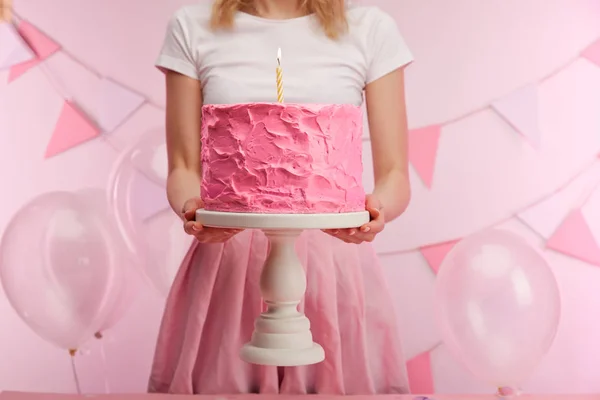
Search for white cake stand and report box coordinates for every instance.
[196,209,370,367]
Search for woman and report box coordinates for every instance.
[150,0,413,394]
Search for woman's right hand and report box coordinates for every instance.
[181,197,243,243]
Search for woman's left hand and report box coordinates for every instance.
[323,194,385,244]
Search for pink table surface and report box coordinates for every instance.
[2,394,600,400]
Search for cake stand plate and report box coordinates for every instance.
[196,210,370,230]
[196,209,369,367]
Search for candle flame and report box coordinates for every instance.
[277,47,282,66]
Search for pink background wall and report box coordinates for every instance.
[1,0,600,395]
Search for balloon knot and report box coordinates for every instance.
[94,332,103,339]
[68,349,77,357]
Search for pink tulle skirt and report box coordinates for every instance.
[148,229,410,394]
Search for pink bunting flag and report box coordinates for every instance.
[419,240,459,274]
[492,84,542,149]
[129,170,170,221]
[8,20,60,82]
[45,100,100,158]
[491,84,541,148]
[546,209,600,266]
[409,125,441,188]
[95,77,145,133]
[582,38,600,67]
[0,22,34,70]
[516,167,600,239]
[407,350,434,394]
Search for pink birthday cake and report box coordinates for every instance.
[200,103,365,214]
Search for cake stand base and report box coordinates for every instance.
[196,210,369,366]
[240,343,325,367]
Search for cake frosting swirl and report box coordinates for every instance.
[200,103,365,214]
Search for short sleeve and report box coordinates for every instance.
[366,10,413,84]
[155,8,200,80]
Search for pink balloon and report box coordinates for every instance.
[0,191,126,351]
[108,128,186,297]
[434,228,560,391]
[145,210,193,297]
[128,128,167,185]
[76,189,139,335]
[108,128,168,258]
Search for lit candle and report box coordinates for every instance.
[276,47,284,103]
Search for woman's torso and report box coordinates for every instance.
[179,2,386,105]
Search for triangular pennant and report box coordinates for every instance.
[518,204,567,240]
[45,101,100,158]
[407,350,434,394]
[8,20,60,82]
[409,125,441,188]
[420,240,459,274]
[0,22,34,70]
[517,170,600,239]
[491,84,541,148]
[546,209,600,266]
[582,38,600,67]
[95,77,145,133]
[129,170,169,221]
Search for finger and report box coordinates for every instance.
[183,222,194,235]
[323,230,349,241]
[194,198,205,208]
[367,206,381,221]
[184,221,203,235]
[355,232,376,243]
[202,227,241,235]
[182,198,205,218]
[345,228,358,236]
[335,233,363,244]
[344,229,367,242]
[340,231,366,243]
[343,229,377,243]
[181,198,197,213]
[222,230,242,240]
[359,224,371,233]
[365,200,382,222]
[184,209,197,222]
[334,235,354,244]
[359,217,385,234]
[346,236,364,244]
[326,228,355,237]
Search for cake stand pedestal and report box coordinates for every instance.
[196,210,369,367]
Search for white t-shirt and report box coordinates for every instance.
[156,2,413,106]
